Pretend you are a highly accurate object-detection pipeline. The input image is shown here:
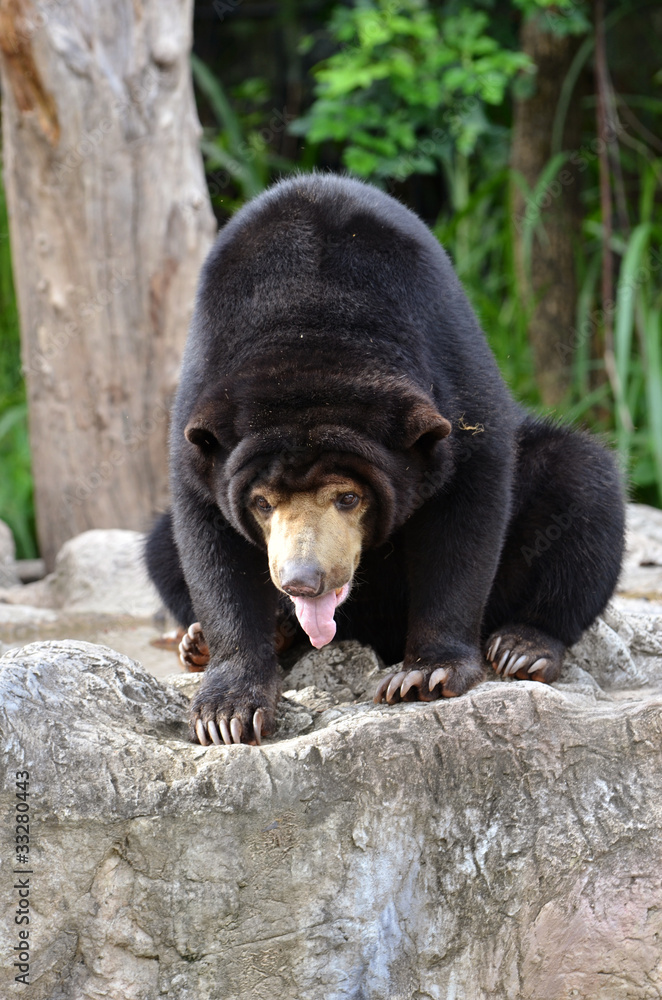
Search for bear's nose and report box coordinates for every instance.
[279,560,324,597]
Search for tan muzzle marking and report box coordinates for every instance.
[249,480,367,595]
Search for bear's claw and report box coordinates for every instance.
[374,661,476,704]
[179,622,210,671]
[195,719,210,745]
[399,669,424,697]
[193,708,265,746]
[384,671,407,702]
[485,625,565,683]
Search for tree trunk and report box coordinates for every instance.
[510,14,585,407]
[0,0,216,568]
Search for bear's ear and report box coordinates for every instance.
[184,401,223,453]
[185,421,219,452]
[402,401,451,450]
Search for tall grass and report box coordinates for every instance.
[435,152,662,507]
[434,169,539,405]
[191,54,294,214]
[610,160,662,504]
[0,168,37,559]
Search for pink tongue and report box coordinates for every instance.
[292,587,347,648]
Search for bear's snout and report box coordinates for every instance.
[279,559,324,598]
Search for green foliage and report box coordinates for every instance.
[518,0,591,39]
[0,0,658,556]
[0,169,37,559]
[444,146,662,505]
[534,142,662,504]
[290,0,661,504]
[191,54,294,213]
[606,160,662,502]
[292,0,531,187]
[434,168,538,403]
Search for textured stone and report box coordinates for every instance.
[46,530,161,615]
[14,559,46,584]
[0,604,58,627]
[0,530,161,616]
[0,519,19,588]
[1,608,662,999]
[619,502,662,599]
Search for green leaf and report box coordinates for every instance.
[642,297,662,500]
[343,146,382,177]
[614,223,652,437]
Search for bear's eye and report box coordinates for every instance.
[337,492,360,510]
[254,496,273,512]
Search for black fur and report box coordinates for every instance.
[146,174,625,741]
[145,511,194,627]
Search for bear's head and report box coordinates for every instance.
[181,370,452,646]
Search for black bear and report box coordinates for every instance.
[145,173,625,746]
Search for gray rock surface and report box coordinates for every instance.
[2,608,662,1000]
[0,519,20,588]
[0,529,179,676]
[619,502,662,600]
[0,529,161,616]
[15,559,46,584]
[45,529,161,615]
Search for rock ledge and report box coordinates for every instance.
[1,605,662,999]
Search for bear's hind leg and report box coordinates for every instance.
[145,510,195,627]
[179,622,210,672]
[483,417,625,684]
[178,601,299,674]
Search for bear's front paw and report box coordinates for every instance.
[374,652,484,705]
[189,672,279,746]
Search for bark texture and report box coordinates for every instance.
[511,15,585,406]
[0,0,216,568]
[1,608,662,999]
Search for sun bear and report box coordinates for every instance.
[145,173,625,746]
